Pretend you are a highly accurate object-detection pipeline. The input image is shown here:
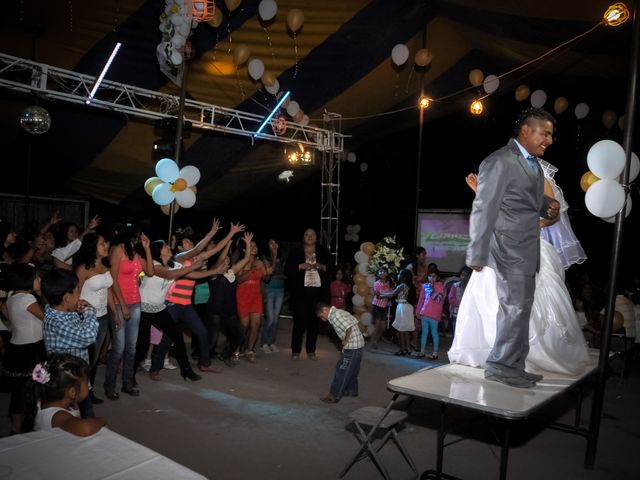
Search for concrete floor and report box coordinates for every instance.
[2,317,639,480]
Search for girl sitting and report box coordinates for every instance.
[27,353,107,436]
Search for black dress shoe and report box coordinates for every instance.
[121,384,140,396]
[180,368,202,381]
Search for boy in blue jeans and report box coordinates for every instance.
[316,301,365,404]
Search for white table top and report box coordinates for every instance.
[0,427,207,479]
[387,353,599,419]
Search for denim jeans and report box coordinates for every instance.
[166,303,211,367]
[329,348,363,400]
[261,288,284,345]
[421,316,440,353]
[105,303,141,389]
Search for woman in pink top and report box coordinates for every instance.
[105,227,153,399]
[415,265,445,360]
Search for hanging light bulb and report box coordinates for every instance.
[603,3,630,26]
[418,95,430,109]
[470,100,483,115]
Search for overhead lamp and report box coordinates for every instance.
[286,144,314,167]
[603,3,630,26]
[418,96,430,109]
[192,1,216,23]
[470,100,483,115]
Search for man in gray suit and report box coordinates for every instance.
[466,108,560,388]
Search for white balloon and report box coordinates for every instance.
[352,294,365,307]
[179,21,191,36]
[585,179,626,218]
[352,285,359,295]
[175,188,196,208]
[483,74,500,94]
[300,114,309,126]
[258,0,278,21]
[629,152,639,182]
[172,34,186,49]
[344,234,352,242]
[366,274,376,287]
[179,165,200,186]
[170,50,183,65]
[265,79,279,95]
[360,162,369,172]
[156,158,180,182]
[575,102,590,120]
[354,251,369,265]
[356,262,368,275]
[530,89,547,108]
[171,14,184,26]
[391,44,409,66]
[347,152,356,163]
[361,312,373,326]
[352,224,361,233]
[286,100,300,117]
[352,234,360,243]
[152,183,175,205]
[603,195,632,222]
[247,58,265,80]
[587,140,626,180]
[346,225,354,233]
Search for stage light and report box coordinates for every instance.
[255,91,290,137]
[418,96,430,109]
[86,42,122,104]
[603,3,630,26]
[470,100,483,115]
[192,1,216,23]
[286,144,314,167]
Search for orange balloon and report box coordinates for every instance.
[160,203,179,215]
[233,44,250,66]
[189,185,197,194]
[360,242,376,255]
[554,97,569,115]
[602,110,618,130]
[515,84,530,102]
[287,8,304,32]
[468,69,484,87]
[356,284,369,296]
[207,8,223,28]
[353,273,366,285]
[261,70,276,87]
[224,0,241,12]
[293,109,304,123]
[353,305,367,315]
[414,48,433,67]
[173,178,187,191]
[364,294,373,306]
[580,171,600,192]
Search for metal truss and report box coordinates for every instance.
[0,52,344,152]
[320,112,342,265]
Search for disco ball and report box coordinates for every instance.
[20,106,51,134]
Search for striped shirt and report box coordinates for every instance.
[327,306,365,350]
[166,260,195,305]
[371,280,392,308]
[43,305,98,363]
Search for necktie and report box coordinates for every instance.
[526,155,538,171]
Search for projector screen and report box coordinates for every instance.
[416,209,470,274]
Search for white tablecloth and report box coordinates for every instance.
[0,428,207,479]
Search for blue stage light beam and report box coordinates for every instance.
[86,42,122,104]
[254,91,290,137]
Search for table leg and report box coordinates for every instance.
[499,423,510,480]
[436,403,447,475]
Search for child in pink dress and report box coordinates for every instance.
[330,269,350,310]
[416,265,446,360]
[370,266,393,348]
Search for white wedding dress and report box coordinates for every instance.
[448,161,590,376]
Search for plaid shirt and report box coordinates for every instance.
[327,306,365,350]
[43,305,99,363]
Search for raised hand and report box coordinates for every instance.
[87,215,101,230]
[230,222,246,235]
[49,210,62,225]
[140,232,150,249]
[243,231,254,245]
[210,218,221,235]
[465,173,478,193]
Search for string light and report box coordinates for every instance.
[470,100,483,115]
[418,96,430,109]
[603,3,630,26]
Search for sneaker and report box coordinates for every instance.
[269,344,279,353]
[140,359,151,372]
[163,358,178,370]
[246,351,257,363]
[261,344,272,354]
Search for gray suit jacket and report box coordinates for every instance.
[466,139,544,276]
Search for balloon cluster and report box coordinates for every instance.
[344,224,361,242]
[391,44,433,68]
[582,140,639,222]
[157,0,196,70]
[352,242,377,336]
[145,158,201,210]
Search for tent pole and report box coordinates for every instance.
[585,2,639,468]
[167,60,189,244]
[414,19,428,247]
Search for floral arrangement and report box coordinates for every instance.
[367,236,405,277]
[32,363,50,385]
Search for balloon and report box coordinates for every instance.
[554,97,569,114]
[365,275,375,287]
[347,152,356,163]
[391,44,409,66]
[173,178,187,191]
[286,8,304,31]
[300,114,309,126]
[170,50,183,65]
[354,251,369,265]
[258,0,277,21]
[175,188,197,208]
[170,13,184,26]
[629,152,639,182]
[353,305,367,315]
[483,74,500,94]
[584,179,626,218]
[265,79,279,94]
[356,263,368,275]
[160,203,180,215]
[360,163,368,172]
[361,312,373,326]
[352,285,359,295]
[352,224,361,233]
[353,273,366,285]
[602,110,618,130]
[293,109,304,123]
[207,8,223,27]
[514,84,530,102]
[248,58,265,80]
[156,158,180,182]
[367,324,375,336]
[575,102,590,120]
[179,165,201,186]
[587,140,626,180]
[224,0,241,12]
[233,44,250,66]
[579,171,600,192]
[414,48,432,67]
[261,69,276,87]
[152,183,175,205]
[618,114,626,130]
[360,242,375,255]
[172,34,186,49]
[603,195,632,223]
[286,100,300,117]
[364,294,373,306]
[352,294,364,307]
[530,89,547,108]
[357,284,369,297]
[468,69,484,87]
[276,90,290,107]
[352,234,360,243]
[144,177,163,196]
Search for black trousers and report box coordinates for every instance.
[290,288,325,354]
[135,310,192,373]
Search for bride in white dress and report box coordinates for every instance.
[448,163,590,376]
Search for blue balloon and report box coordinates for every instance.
[152,183,175,205]
[155,158,179,182]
